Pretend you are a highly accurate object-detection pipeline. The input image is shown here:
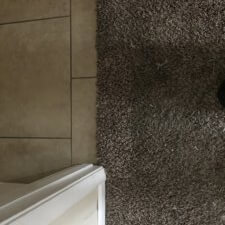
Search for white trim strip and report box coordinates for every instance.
[0,165,106,225]
[98,183,105,225]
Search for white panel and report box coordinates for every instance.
[50,190,98,225]
[0,165,106,225]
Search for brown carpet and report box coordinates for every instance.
[96,1,225,224]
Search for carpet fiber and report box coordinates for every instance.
[96,1,225,224]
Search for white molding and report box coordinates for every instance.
[0,165,92,209]
[98,183,105,225]
[0,164,106,225]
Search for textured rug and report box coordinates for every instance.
[96,1,225,224]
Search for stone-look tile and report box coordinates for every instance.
[0,18,70,137]
[0,139,71,182]
[72,79,97,164]
[0,0,69,24]
[72,0,97,77]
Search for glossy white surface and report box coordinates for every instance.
[0,165,106,225]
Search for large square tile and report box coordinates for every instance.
[72,0,97,77]
[0,0,70,24]
[0,18,70,137]
[72,79,97,164]
[0,139,71,182]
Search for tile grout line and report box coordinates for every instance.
[70,0,73,166]
[0,15,70,26]
[72,76,97,79]
[0,137,71,140]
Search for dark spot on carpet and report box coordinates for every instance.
[218,81,225,108]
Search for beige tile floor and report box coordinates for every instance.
[0,0,97,182]
[72,0,97,77]
[0,139,71,182]
[0,18,71,138]
[0,0,70,24]
[72,79,96,164]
